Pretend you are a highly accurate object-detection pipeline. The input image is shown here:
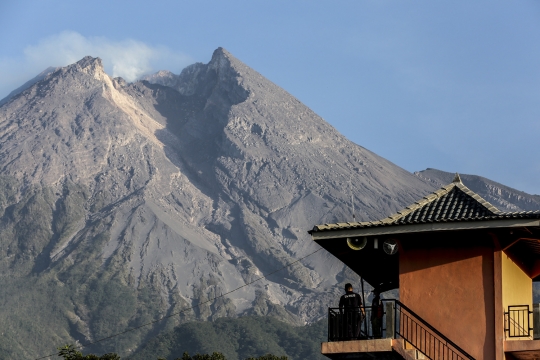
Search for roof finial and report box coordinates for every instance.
[452,173,462,183]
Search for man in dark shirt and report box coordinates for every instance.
[339,283,364,339]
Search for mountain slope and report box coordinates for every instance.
[0,49,439,358]
[2,48,537,359]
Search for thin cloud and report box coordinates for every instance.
[0,31,193,99]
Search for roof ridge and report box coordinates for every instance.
[454,182,501,214]
[377,183,458,224]
[376,181,502,225]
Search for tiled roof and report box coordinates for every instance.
[311,174,540,233]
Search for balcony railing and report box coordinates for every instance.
[505,305,533,338]
[327,301,540,359]
[328,300,475,360]
[327,305,386,341]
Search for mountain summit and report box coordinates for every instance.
[0,48,446,357]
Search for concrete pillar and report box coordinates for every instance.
[385,301,395,339]
[534,303,540,340]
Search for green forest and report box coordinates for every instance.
[55,316,326,360]
[131,316,327,360]
[58,344,288,360]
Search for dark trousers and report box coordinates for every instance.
[342,310,363,339]
[371,317,382,338]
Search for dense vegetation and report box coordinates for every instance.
[130,316,327,360]
[54,317,326,360]
[57,344,288,360]
[58,345,288,360]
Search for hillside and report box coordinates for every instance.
[131,316,326,360]
[1,48,538,359]
[0,48,436,358]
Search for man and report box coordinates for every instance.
[339,283,364,339]
[370,289,383,339]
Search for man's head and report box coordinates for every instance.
[344,283,353,292]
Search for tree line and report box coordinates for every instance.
[58,345,288,360]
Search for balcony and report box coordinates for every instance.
[323,300,474,360]
[503,304,540,360]
[327,306,384,341]
[323,301,540,360]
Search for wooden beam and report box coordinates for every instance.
[502,238,523,251]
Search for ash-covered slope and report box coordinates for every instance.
[0,48,441,358]
[415,168,540,212]
[130,47,439,320]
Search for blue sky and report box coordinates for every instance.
[1,1,539,194]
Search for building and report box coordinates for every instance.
[309,175,540,360]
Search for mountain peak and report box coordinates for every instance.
[76,55,102,68]
[208,47,236,72]
[208,47,251,78]
[71,56,106,79]
[212,46,230,58]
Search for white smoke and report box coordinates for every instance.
[0,31,192,99]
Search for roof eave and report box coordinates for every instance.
[310,218,540,241]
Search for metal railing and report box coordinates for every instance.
[327,300,475,360]
[394,300,475,360]
[505,305,533,338]
[328,306,386,341]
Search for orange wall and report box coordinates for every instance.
[399,245,495,360]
